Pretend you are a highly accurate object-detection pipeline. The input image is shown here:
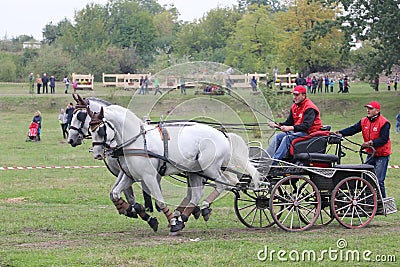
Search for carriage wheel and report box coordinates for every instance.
[269,175,321,232]
[331,176,377,229]
[233,184,278,228]
[296,187,334,226]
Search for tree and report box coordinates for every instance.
[274,0,344,74]
[225,4,281,72]
[172,7,242,62]
[317,0,400,81]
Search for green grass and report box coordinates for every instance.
[0,83,399,266]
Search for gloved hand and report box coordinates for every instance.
[361,140,373,148]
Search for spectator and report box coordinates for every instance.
[73,80,78,93]
[336,101,391,198]
[28,73,34,94]
[317,76,323,93]
[49,75,56,94]
[58,108,68,139]
[329,78,335,93]
[374,76,379,92]
[154,77,162,95]
[343,76,350,93]
[393,73,399,91]
[180,78,186,94]
[65,102,75,129]
[306,76,312,93]
[338,77,344,93]
[272,66,278,83]
[266,85,323,161]
[250,76,257,91]
[387,78,391,91]
[226,75,233,95]
[42,73,49,94]
[139,76,144,94]
[396,111,400,134]
[324,75,330,93]
[32,110,42,141]
[63,75,70,94]
[311,76,318,94]
[36,74,42,94]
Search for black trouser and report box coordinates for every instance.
[61,123,68,139]
[42,83,48,93]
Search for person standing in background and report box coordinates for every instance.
[36,74,42,94]
[49,75,56,94]
[32,110,42,141]
[393,73,398,91]
[65,102,75,129]
[63,75,70,94]
[42,73,49,94]
[29,73,34,94]
[396,111,400,134]
[58,108,68,139]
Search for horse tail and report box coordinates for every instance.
[226,133,260,189]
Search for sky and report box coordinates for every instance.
[1,0,237,40]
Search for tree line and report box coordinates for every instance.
[0,0,398,88]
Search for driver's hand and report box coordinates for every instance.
[268,122,279,129]
[361,141,373,148]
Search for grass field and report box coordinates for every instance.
[0,82,399,266]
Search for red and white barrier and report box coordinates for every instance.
[0,165,106,171]
[1,165,399,171]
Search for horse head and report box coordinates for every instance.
[89,107,116,160]
[68,94,91,147]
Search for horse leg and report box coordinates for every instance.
[111,172,159,231]
[170,174,204,234]
[173,182,201,220]
[141,173,175,227]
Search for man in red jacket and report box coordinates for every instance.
[267,85,323,161]
[337,101,391,198]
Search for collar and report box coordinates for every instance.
[368,113,380,122]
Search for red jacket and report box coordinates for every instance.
[361,115,392,156]
[291,98,323,134]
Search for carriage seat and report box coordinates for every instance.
[288,128,341,166]
[289,130,331,156]
[294,153,339,164]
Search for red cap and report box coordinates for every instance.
[293,85,306,94]
[364,101,381,110]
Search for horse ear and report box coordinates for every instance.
[87,106,94,118]
[99,107,104,120]
[77,94,85,105]
[72,93,78,103]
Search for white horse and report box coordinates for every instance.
[89,104,260,234]
[68,94,158,231]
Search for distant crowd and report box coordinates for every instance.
[28,73,78,95]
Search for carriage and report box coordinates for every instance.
[233,129,397,231]
[68,94,397,234]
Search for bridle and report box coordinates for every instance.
[90,118,116,149]
[69,105,92,138]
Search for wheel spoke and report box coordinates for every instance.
[241,205,257,220]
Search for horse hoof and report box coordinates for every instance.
[148,217,159,232]
[192,206,201,220]
[170,220,185,235]
[201,208,212,222]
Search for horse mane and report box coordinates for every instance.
[86,97,113,106]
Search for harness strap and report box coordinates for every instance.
[158,124,170,176]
